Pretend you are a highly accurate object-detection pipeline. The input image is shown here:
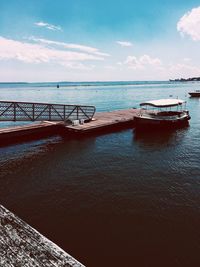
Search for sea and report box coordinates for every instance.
[0,81,199,267]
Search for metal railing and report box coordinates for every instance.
[0,101,96,122]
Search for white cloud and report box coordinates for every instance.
[177,7,200,40]
[124,56,143,69]
[121,54,162,69]
[29,37,110,57]
[0,36,106,69]
[140,55,161,66]
[169,63,200,77]
[116,41,133,47]
[35,21,62,31]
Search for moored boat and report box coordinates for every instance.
[188,90,200,97]
[134,99,190,129]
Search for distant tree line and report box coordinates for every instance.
[170,77,200,82]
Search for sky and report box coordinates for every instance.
[0,0,200,82]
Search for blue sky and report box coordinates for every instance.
[0,0,200,81]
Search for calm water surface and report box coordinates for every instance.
[0,82,200,266]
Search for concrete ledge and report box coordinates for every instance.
[0,205,85,267]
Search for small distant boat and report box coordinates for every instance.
[134,99,190,129]
[188,90,200,97]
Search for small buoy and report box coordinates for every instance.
[57,84,59,88]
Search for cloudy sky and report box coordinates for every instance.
[0,0,200,82]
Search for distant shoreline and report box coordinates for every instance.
[0,80,199,89]
[169,77,200,82]
[0,81,170,88]
[0,81,166,84]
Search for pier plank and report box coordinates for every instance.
[66,108,139,133]
[0,205,85,267]
[0,121,64,135]
[0,121,65,145]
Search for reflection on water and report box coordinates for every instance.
[133,126,189,148]
[0,136,62,165]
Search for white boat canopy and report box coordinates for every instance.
[140,99,186,108]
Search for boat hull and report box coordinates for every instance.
[134,114,190,129]
[189,92,200,97]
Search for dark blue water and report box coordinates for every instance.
[0,82,200,266]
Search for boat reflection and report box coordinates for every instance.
[133,124,189,148]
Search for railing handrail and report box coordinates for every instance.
[0,100,95,108]
[0,100,96,122]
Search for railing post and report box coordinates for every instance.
[64,105,66,121]
[76,106,79,120]
[14,102,16,121]
[49,105,51,121]
[32,103,35,121]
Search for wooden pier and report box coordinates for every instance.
[66,108,139,134]
[0,205,85,267]
[0,108,140,145]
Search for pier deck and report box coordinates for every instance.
[66,108,139,133]
[0,109,140,145]
[0,205,85,267]
[0,121,65,144]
